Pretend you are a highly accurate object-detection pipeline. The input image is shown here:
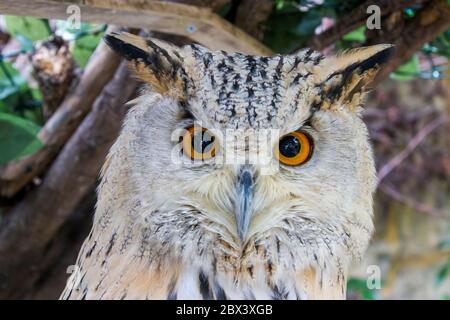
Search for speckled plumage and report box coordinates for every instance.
[61,32,392,300]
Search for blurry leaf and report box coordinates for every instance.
[347,278,378,300]
[4,16,50,41]
[217,2,232,17]
[72,32,103,68]
[438,238,450,250]
[14,34,34,52]
[390,55,420,81]
[343,26,366,42]
[264,4,332,53]
[55,21,105,67]
[0,85,21,101]
[0,100,11,114]
[0,112,43,165]
[0,61,42,124]
[275,0,285,10]
[436,260,450,285]
[55,21,96,39]
[31,88,43,101]
[427,29,450,57]
[22,105,43,125]
[0,61,28,113]
[0,61,27,99]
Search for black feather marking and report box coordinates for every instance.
[103,34,171,78]
[247,265,254,279]
[232,73,241,91]
[272,284,288,300]
[105,232,117,256]
[214,282,227,300]
[85,241,97,258]
[275,236,281,254]
[198,270,212,300]
[260,56,269,65]
[324,46,394,101]
[81,288,88,300]
[146,39,179,69]
[203,52,213,69]
[167,291,177,300]
[65,288,73,300]
[267,260,273,276]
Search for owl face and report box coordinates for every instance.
[103,33,391,281]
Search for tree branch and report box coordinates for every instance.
[167,0,230,12]
[379,183,449,217]
[305,0,431,51]
[0,0,271,55]
[0,26,124,198]
[377,115,449,184]
[370,0,450,83]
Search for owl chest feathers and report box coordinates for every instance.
[62,204,349,300]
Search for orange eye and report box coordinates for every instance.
[276,131,313,166]
[182,126,217,161]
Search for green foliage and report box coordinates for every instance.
[0,112,43,165]
[0,61,43,124]
[72,33,104,68]
[336,26,367,51]
[264,2,332,53]
[0,18,106,165]
[438,238,450,250]
[0,50,44,166]
[390,55,420,81]
[342,26,366,43]
[436,258,450,285]
[347,278,378,300]
[217,1,232,17]
[264,0,364,53]
[4,16,50,41]
[0,61,27,99]
[55,21,105,68]
[426,28,450,57]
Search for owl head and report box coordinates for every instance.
[101,32,392,295]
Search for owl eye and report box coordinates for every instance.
[276,131,313,166]
[182,126,216,161]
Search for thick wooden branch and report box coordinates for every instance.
[0,0,271,55]
[0,26,123,197]
[0,62,138,299]
[167,0,230,12]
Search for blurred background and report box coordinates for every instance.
[0,0,449,299]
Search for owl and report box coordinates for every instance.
[61,32,392,300]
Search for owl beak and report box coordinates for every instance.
[235,166,255,242]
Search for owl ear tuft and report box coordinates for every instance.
[104,32,188,98]
[317,44,394,110]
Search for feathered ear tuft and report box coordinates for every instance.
[104,32,189,98]
[316,44,394,110]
